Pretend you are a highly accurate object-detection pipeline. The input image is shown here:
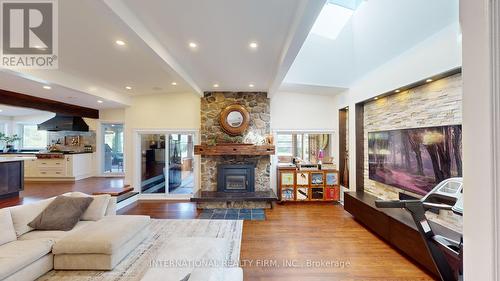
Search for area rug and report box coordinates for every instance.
[39,219,243,281]
[197,208,265,220]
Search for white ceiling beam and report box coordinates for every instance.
[267,0,326,97]
[102,0,203,96]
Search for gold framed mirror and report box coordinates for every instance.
[219,104,250,136]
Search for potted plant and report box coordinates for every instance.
[0,134,21,153]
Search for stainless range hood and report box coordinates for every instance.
[38,114,89,132]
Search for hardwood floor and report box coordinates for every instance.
[0,177,435,280]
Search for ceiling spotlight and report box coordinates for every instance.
[97,100,104,104]
[249,42,258,49]
[43,85,51,90]
[188,42,198,48]
[426,78,433,83]
[115,40,126,46]
[171,82,177,86]
[249,83,255,88]
[213,83,219,88]
[125,86,132,90]
[394,89,400,93]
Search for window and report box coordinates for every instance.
[276,134,293,156]
[276,133,333,164]
[20,124,47,149]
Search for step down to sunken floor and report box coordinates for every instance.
[190,190,278,203]
[93,187,138,203]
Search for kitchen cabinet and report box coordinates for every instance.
[25,153,95,181]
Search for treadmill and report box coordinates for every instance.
[375,178,463,281]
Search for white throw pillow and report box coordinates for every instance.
[9,198,54,237]
[0,209,16,245]
[69,192,111,221]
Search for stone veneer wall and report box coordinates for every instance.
[200,92,271,196]
[363,73,462,230]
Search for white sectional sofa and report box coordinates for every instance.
[0,192,151,281]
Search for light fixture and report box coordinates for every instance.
[249,83,255,88]
[115,40,126,46]
[97,100,103,104]
[188,42,198,48]
[0,109,3,113]
[394,89,400,93]
[374,97,379,100]
[213,83,219,88]
[43,85,51,90]
[426,78,433,83]
[249,42,258,49]
[171,82,177,86]
[125,86,132,90]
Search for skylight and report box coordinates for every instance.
[310,0,363,40]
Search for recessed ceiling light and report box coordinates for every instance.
[249,42,258,49]
[188,42,197,48]
[171,82,177,86]
[394,89,400,93]
[426,78,433,83]
[249,83,255,88]
[374,97,379,100]
[43,85,51,90]
[213,83,219,88]
[97,100,104,104]
[125,86,132,90]
[115,40,126,46]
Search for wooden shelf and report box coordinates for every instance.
[194,144,275,156]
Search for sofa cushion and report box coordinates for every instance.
[8,198,54,237]
[0,209,16,246]
[19,220,94,242]
[28,196,93,231]
[0,239,54,280]
[68,192,111,221]
[53,215,150,255]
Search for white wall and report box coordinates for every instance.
[460,0,497,279]
[271,91,339,131]
[123,93,200,189]
[335,22,462,190]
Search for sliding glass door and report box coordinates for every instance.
[138,131,196,197]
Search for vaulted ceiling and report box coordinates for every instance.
[0,0,460,109]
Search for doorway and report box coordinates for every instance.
[101,123,124,175]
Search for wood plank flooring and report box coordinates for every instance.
[0,177,435,280]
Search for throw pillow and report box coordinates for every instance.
[0,209,16,245]
[28,196,93,231]
[9,197,55,236]
[68,192,111,221]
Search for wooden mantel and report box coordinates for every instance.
[194,144,275,156]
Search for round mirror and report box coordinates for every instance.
[227,111,244,127]
[219,104,250,136]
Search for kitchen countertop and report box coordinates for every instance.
[0,156,37,162]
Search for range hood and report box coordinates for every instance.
[38,115,89,132]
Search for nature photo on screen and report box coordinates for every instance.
[368,125,462,195]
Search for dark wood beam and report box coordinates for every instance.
[0,89,99,118]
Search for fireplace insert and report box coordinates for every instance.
[217,164,255,192]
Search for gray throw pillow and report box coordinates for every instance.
[28,196,94,231]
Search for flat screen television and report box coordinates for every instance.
[368,125,462,196]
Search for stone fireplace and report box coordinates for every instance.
[195,92,275,208]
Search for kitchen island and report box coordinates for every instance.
[0,156,36,198]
